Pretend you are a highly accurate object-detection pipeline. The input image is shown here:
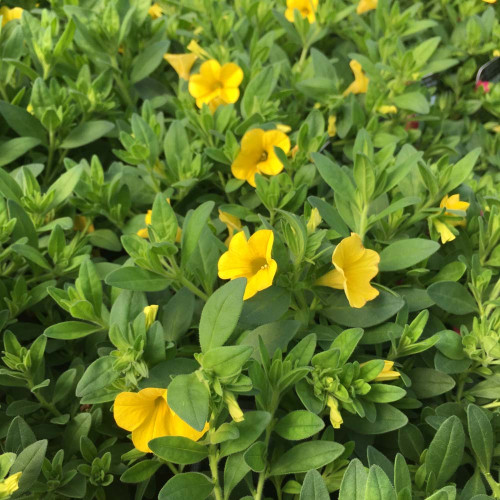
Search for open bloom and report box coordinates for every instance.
[148,3,163,19]
[164,53,198,81]
[357,0,378,14]
[0,472,21,498]
[114,388,209,453]
[218,229,277,300]
[285,0,318,23]
[343,60,369,96]
[440,194,470,226]
[372,361,400,381]
[316,233,380,308]
[0,6,23,26]
[188,59,243,112]
[231,129,291,187]
[219,210,242,246]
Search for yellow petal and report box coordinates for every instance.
[344,279,379,308]
[285,0,318,23]
[328,115,337,137]
[248,229,274,264]
[231,129,266,186]
[378,105,398,114]
[219,210,242,232]
[244,259,277,299]
[343,60,369,96]
[357,0,378,14]
[316,269,344,289]
[0,472,21,495]
[218,231,254,279]
[164,53,198,80]
[114,389,166,433]
[168,408,210,440]
[434,220,456,244]
[148,3,163,19]
[220,87,240,104]
[220,62,244,88]
[137,227,149,239]
[187,40,210,59]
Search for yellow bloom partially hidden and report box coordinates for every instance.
[74,215,95,233]
[188,59,243,112]
[483,0,497,3]
[231,128,291,187]
[326,396,343,429]
[114,388,209,453]
[494,50,500,57]
[0,472,22,498]
[219,210,242,246]
[148,3,163,19]
[218,229,277,300]
[357,0,378,14]
[328,115,337,137]
[187,40,210,59]
[440,194,470,227]
[373,360,401,382]
[0,6,23,26]
[343,60,369,96]
[137,209,181,242]
[307,208,322,234]
[434,220,456,244]
[143,305,159,329]
[378,105,398,114]
[285,0,318,23]
[164,53,198,81]
[316,233,380,308]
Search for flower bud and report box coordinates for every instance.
[326,396,343,429]
[143,305,159,330]
[223,391,245,422]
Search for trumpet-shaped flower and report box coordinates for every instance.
[148,3,163,19]
[357,0,378,14]
[188,59,243,112]
[285,0,318,23]
[219,210,242,246]
[218,229,277,300]
[114,388,209,453]
[231,128,291,187]
[440,194,470,226]
[316,233,380,308]
[372,360,401,381]
[0,472,21,498]
[164,53,198,81]
[343,60,369,96]
[0,6,23,26]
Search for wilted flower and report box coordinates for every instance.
[343,60,369,96]
[316,233,380,308]
[285,0,318,23]
[357,0,378,14]
[148,3,163,19]
[143,305,159,329]
[164,53,198,80]
[188,59,243,112]
[326,396,343,429]
[378,105,398,114]
[219,210,242,246]
[231,128,291,187]
[218,229,277,300]
[114,388,209,453]
[0,6,23,26]
[328,115,337,137]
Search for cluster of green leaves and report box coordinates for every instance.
[1,0,500,499]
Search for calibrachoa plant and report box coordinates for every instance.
[1,0,500,499]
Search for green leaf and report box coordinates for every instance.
[120,460,162,483]
[300,469,330,500]
[224,452,251,499]
[239,286,292,328]
[241,65,279,119]
[467,404,493,472]
[181,201,215,267]
[77,259,102,316]
[8,200,38,247]
[167,373,209,432]
[394,453,411,497]
[398,424,425,462]
[339,459,367,500]
[158,472,213,500]
[312,153,356,201]
[244,441,266,472]
[343,404,408,434]
[46,164,84,210]
[201,345,253,378]
[409,368,456,398]
[44,321,102,340]
[0,167,23,202]
[393,92,429,114]
[151,193,178,242]
[60,120,114,149]
[365,465,396,500]
[308,196,350,237]
[425,415,465,488]
[75,357,118,398]
[274,410,325,440]
[11,244,50,269]
[269,441,344,475]
[468,375,500,399]
[199,279,246,352]
[131,40,170,83]
[427,281,478,315]
[63,413,91,457]
[149,436,208,464]
[105,267,170,291]
[0,137,41,167]
[364,384,407,403]
[5,416,36,454]
[379,239,440,271]
[445,148,481,192]
[10,440,47,494]
[0,101,47,143]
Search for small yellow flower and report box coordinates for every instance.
[307,208,322,234]
[357,0,378,14]
[372,360,401,382]
[27,103,34,115]
[143,305,159,329]
[164,53,198,81]
[434,219,456,244]
[74,215,95,233]
[0,6,23,26]
[219,210,242,246]
[316,233,380,308]
[483,0,496,3]
[378,105,398,114]
[493,124,500,133]
[494,50,500,57]
[137,210,152,239]
[326,396,343,429]
[285,0,318,23]
[223,391,245,422]
[343,60,369,96]
[148,3,163,19]
[440,194,470,227]
[187,40,210,59]
[218,229,277,300]
[188,59,243,112]
[231,129,291,187]
[113,388,209,453]
[0,472,22,498]
[276,123,292,133]
[328,115,337,137]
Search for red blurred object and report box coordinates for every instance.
[475,80,491,93]
[452,326,461,335]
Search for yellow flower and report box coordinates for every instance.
[223,391,245,422]
[326,396,343,429]
[483,0,496,3]
[494,50,500,57]
[328,115,337,137]
[440,194,470,227]
[188,59,243,112]
[187,40,210,59]
[285,0,318,23]
[372,360,400,382]
[148,3,163,19]
[219,210,242,246]
[27,103,34,115]
[316,233,380,309]
[231,128,291,187]
[137,210,152,239]
[143,305,158,329]
[378,105,398,114]
[74,215,95,233]
[164,53,198,81]
[307,208,322,234]
[343,60,369,96]
[218,229,277,300]
[113,388,209,453]
[0,6,23,26]
[0,472,22,498]
[434,219,456,244]
[357,0,378,14]
[276,123,292,133]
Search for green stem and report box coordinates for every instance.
[357,205,368,242]
[28,378,62,417]
[484,472,500,499]
[111,57,134,108]
[180,275,209,301]
[208,445,223,500]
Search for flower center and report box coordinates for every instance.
[259,151,268,162]
[301,7,311,14]
[251,257,268,274]
[214,80,223,90]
